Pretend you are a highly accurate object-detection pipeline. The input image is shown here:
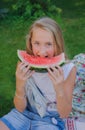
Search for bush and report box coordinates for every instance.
[11,0,62,19]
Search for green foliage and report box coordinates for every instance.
[11,0,62,19]
[0,0,63,20]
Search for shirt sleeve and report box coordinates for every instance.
[62,62,75,80]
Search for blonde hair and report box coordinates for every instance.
[26,17,65,56]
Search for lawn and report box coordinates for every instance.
[0,0,85,116]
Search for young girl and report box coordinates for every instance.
[0,17,76,130]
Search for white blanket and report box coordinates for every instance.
[65,118,85,130]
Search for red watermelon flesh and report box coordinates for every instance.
[17,50,65,69]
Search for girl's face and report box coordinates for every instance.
[31,28,57,58]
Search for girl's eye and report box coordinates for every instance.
[35,42,39,45]
[47,42,52,46]
[32,42,39,45]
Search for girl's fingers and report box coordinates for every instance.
[51,65,63,74]
[21,63,35,78]
[17,62,31,75]
[16,61,34,77]
[47,67,56,81]
[22,65,30,74]
[47,67,54,76]
[47,66,64,87]
[26,70,35,79]
[19,62,29,71]
[55,65,63,75]
[47,65,63,80]
[47,66,60,76]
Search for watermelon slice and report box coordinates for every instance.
[17,50,65,71]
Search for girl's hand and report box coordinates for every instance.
[15,61,34,91]
[47,65,64,89]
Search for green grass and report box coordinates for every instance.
[0,0,85,116]
[0,19,31,116]
[63,17,85,58]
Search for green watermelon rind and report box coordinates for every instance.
[30,62,65,72]
[17,50,65,71]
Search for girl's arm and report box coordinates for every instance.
[14,61,34,112]
[47,66,76,118]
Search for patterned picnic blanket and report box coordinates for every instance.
[65,117,85,130]
[71,53,85,117]
[65,53,85,130]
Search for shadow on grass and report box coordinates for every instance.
[53,0,85,19]
[0,96,14,117]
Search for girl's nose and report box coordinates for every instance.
[37,49,47,57]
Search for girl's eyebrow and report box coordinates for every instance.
[32,40,54,44]
[45,41,53,43]
[45,41,55,45]
[31,41,39,43]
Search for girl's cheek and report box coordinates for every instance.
[47,50,55,57]
[32,48,39,56]
[47,46,55,56]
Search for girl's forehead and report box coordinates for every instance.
[32,27,54,39]
[32,27,49,33]
[31,28,54,42]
